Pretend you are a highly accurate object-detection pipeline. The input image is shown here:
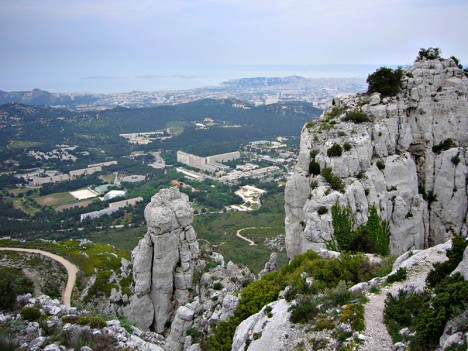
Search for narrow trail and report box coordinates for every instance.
[361,282,404,350]
[360,248,447,351]
[236,227,257,246]
[0,247,79,308]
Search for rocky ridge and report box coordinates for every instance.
[285,57,468,258]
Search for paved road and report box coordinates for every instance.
[0,247,79,307]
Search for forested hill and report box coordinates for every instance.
[0,99,321,156]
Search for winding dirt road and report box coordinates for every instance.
[0,247,79,308]
[236,227,257,246]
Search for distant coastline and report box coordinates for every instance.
[2,64,396,94]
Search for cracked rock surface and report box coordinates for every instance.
[285,57,468,258]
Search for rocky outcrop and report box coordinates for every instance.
[126,188,199,333]
[285,57,468,258]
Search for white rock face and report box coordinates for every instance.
[285,58,468,258]
[126,188,199,333]
[231,299,303,351]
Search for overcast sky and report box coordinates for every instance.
[1,0,467,93]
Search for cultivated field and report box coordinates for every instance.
[35,192,76,206]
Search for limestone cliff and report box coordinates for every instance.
[285,57,468,258]
[126,188,199,333]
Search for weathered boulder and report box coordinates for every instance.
[285,57,468,258]
[126,188,199,333]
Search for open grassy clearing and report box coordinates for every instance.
[100,174,116,183]
[34,192,77,206]
[166,120,187,135]
[8,140,44,149]
[87,226,147,252]
[12,198,42,215]
[193,192,288,273]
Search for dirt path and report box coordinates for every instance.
[360,246,449,351]
[0,247,79,308]
[236,227,257,246]
[361,282,404,350]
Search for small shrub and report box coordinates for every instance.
[432,138,453,153]
[342,110,369,124]
[309,160,321,176]
[323,280,352,307]
[78,314,107,329]
[416,47,442,61]
[356,171,365,179]
[328,200,356,251]
[327,143,343,157]
[451,153,460,165]
[321,168,345,193]
[0,267,34,309]
[338,131,347,137]
[310,180,319,190]
[343,142,351,151]
[317,206,328,215]
[376,160,385,170]
[0,332,19,351]
[213,282,223,290]
[325,107,344,120]
[364,188,370,196]
[426,236,468,288]
[386,268,407,284]
[310,149,319,158]
[367,67,404,97]
[20,307,42,321]
[289,296,320,324]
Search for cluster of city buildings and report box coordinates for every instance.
[120,131,173,145]
[80,196,143,222]
[177,150,240,173]
[21,161,117,186]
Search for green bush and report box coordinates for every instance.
[432,138,453,153]
[328,200,356,251]
[78,314,107,329]
[328,202,390,255]
[426,236,467,288]
[213,282,223,290]
[20,307,42,321]
[317,206,328,215]
[0,332,19,351]
[451,153,461,165]
[324,107,345,120]
[376,160,385,170]
[416,47,442,61]
[365,205,390,256]
[289,296,320,324]
[321,168,345,193]
[0,267,34,309]
[309,160,321,176]
[343,142,351,151]
[386,268,407,284]
[384,290,430,342]
[367,67,404,97]
[327,143,343,157]
[413,274,468,349]
[342,110,369,124]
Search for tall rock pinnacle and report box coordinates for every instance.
[127,188,199,333]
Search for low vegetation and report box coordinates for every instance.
[208,249,394,350]
[367,67,404,97]
[327,201,390,256]
[321,167,345,193]
[342,110,369,124]
[0,267,34,309]
[384,237,468,349]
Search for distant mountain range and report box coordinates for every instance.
[0,89,100,106]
